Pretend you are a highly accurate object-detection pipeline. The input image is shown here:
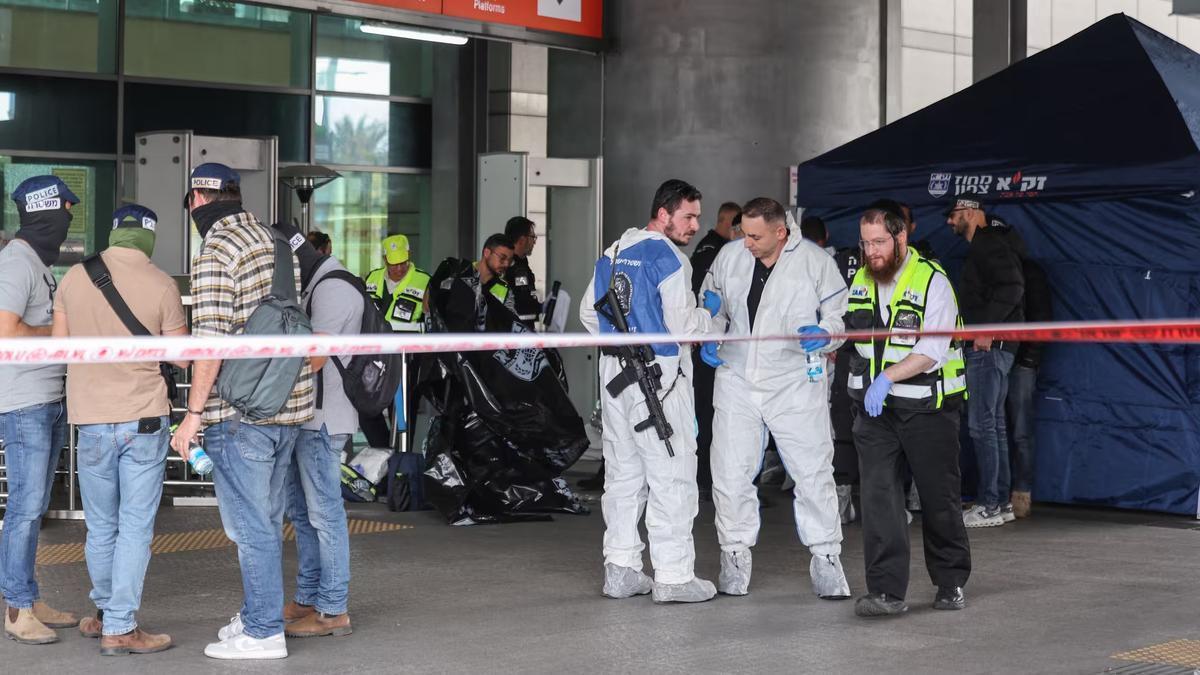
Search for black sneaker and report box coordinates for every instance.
[933,586,965,610]
[854,593,908,617]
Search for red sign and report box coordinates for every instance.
[362,0,442,12]
[442,0,602,39]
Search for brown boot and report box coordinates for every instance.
[284,601,316,623]
[99,627,172,656]
[32,601,78,629]
[79,611,103,638]
[1011,491,1032,519]
[285,611,352,638]
[4,606,59,645]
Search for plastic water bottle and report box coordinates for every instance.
[805,351,824,383]
[189,445,213,476]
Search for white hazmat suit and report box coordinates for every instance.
[580,228,717,595]
[702,223,849,596]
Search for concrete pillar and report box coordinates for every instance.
[600,0,881,245]
[549,50,603,159]
[487,41,549,296]
[974,0,1027,82]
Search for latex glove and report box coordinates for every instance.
[864,372,893,418]
[797,325,831,352]
[699,342,724,368]
[702,290,721,317]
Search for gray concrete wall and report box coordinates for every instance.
[600,0,882,244]
[548,50,604,159]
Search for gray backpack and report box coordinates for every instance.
[216,228,313,421]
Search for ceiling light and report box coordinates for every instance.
[360,23,469,45]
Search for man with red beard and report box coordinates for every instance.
[844,208,971,618]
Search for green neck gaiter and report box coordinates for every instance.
[109,228,156,258]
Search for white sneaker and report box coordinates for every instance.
[963,505,1005,528]
[204,632,287,660]
[1000,503,1016,523]
[217,614,244,641]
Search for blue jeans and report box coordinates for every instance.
[966,349,1014,509]
[1006,364,1038,493]
[76,418,168,635]
[0,400,67,608]
[286,427,351,615]
[205,420,299,639]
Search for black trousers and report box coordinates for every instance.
[692,351,715,490]
[854,403,971,599]
[830,349,858,486]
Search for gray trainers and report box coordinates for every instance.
[836,485,856,524]
[652,577,717,604]
[718,550,752,596]
[810,554,851,599]
[602,563,653,599]
[1000,503,1016,523]
[963,505,1005,528]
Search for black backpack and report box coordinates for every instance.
[307,269,405,417]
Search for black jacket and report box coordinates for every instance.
[505,255,541,327]
[690,230,730,295]
[1000,226,1054,368]
[960,218,1025,353]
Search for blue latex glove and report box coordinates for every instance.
[702,290,721,317]
[797,325,831,352]
[700,342,724,368]
[864,372,893,418]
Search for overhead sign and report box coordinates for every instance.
[363,0,444,11]
[357,0,602,40]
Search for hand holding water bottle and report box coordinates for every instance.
[188,442,213,476]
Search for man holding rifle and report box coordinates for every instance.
[579,179,722,604]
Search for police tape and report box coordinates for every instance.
[0,318,1198,365]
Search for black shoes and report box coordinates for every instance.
[854,593,908,617]
[933,586,966,610]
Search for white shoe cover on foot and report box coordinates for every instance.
[718,550,752,596]
[811,554,851,599]
[652,577,717,604]
[602,563,653,599]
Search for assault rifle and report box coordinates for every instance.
[593,247,675,457]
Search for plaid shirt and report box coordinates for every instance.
[190,209,314,426]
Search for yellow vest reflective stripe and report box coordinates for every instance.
[365,266,430,330]
[845,251,966,411]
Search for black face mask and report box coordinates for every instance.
[191,200,244,239]
[15,207,72,267]
[296,245,327,291]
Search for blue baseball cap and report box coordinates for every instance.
[12,175,80,213]
[184,163,240,206]
[112,204,158,232]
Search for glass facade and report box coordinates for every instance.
[1027,0,1200,55]
[0,0,434,278]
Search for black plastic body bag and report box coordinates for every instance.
[416,258,589,524]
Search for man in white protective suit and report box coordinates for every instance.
[699,197,851,599]
[579,179,723,603]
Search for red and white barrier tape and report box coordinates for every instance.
[0,318,1197,365]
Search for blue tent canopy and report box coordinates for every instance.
[795,14,1200,515]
